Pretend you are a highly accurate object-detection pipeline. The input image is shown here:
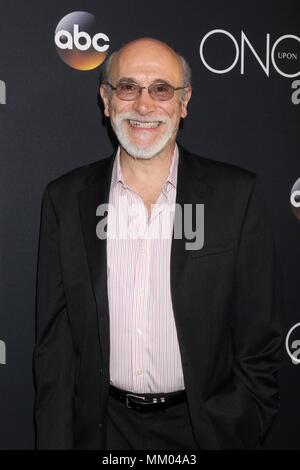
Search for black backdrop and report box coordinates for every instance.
[0,0,299,449]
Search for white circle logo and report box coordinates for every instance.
[54,11,110,71]
[286,323,300,365]
[290,178,300,220]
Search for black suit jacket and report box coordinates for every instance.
[33,144,283,450]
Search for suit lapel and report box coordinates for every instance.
[171,145,213,304]
[78,151,116,361]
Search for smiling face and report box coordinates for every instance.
[100,39,192,159]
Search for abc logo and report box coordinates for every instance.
[290,178,300,220]
[0,340,6,365]
[0,79,6,105]
[286,323,300,365]
[54,11,110,71]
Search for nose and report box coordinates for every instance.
[132,88,156,115]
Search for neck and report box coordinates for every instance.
[119,140,176,188]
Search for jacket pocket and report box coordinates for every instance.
[188,237,235,258]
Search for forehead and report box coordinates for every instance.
[111,43,183,84]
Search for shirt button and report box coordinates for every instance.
[137,328,142,336]
[136,369,143,375]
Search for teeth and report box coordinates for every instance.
[129,120,160,128]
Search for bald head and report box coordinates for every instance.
[102,37,191,94]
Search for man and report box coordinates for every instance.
[33,37,283,450]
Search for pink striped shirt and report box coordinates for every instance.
[106,144,185,393]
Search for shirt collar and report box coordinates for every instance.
[110,143,179,192]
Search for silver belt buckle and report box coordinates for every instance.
[125,393,167,409]
[125,393,146,409]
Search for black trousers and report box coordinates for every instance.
[105,393,202,450]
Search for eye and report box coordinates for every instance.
[118,82,138,92]
[153,84,170,94]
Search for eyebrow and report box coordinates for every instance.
[117,77,172,85]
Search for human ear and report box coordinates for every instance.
[99,84,110,117]
[180,87,192,119]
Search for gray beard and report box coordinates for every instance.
[111,112,175,160]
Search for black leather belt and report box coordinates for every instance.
[109,384,187,413]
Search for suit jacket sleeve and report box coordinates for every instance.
[231,174,283,446]
[204,174,283,449]
[33,184,76,449]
